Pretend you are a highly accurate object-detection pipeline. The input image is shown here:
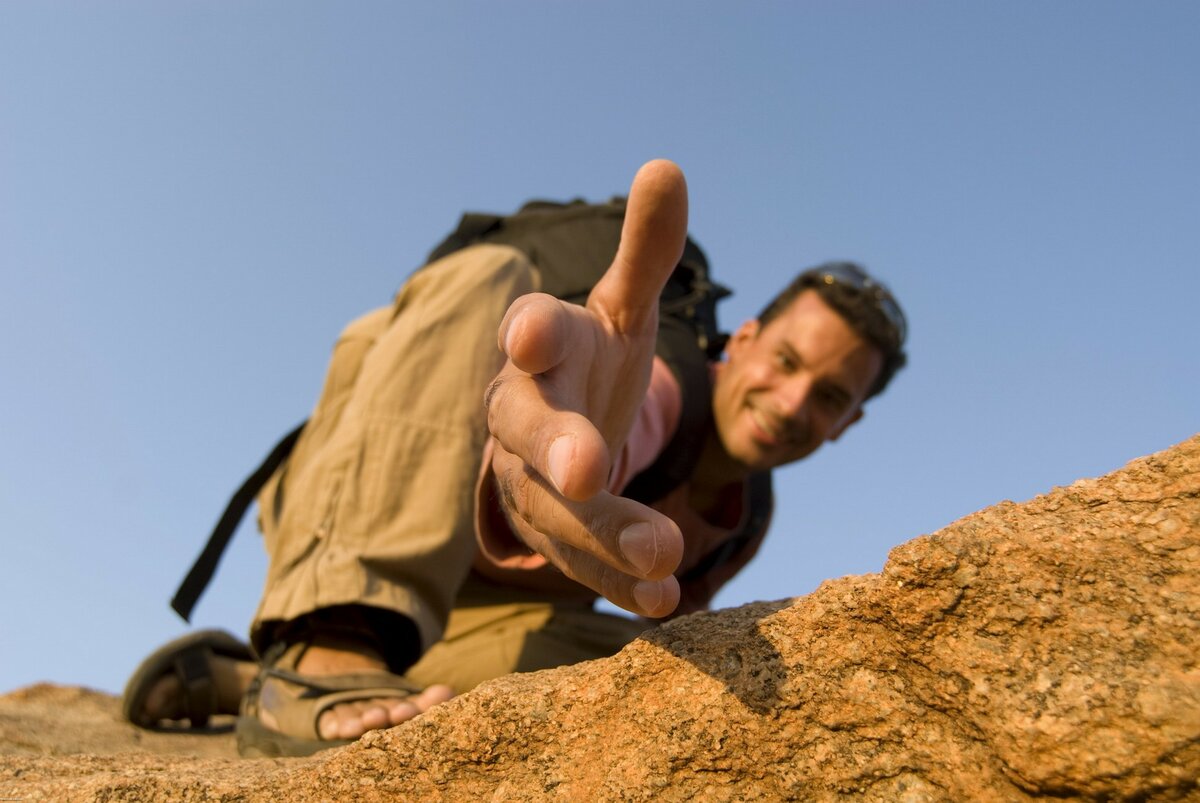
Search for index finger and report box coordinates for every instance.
[588,159,689,333]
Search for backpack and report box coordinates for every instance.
[170,197,734,621]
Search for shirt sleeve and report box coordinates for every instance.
[474,356,683,568]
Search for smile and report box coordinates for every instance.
[749,406,788,446]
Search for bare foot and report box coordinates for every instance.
[260,632,454,741]
[135,654,257,727]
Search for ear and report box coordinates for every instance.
[827,407,865,442]
[726,319,761,357]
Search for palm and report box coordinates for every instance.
[485,160,690,617]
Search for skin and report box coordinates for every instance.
[132,653,257,728]
[485,159,692,618]
[487,160,884,622]
[137,160,885,743]
[139,160,692,742]
[135,638,453,741]
[705,290,883,478]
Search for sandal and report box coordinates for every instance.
[122,629,255,730]
[236,640,425,758]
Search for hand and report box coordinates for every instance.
[484,160,689,617]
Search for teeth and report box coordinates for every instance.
[751,407,781,440]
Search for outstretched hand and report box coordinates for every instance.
[484,160,689,617]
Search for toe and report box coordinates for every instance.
[416,684,456,712]
[315,687,454,741]
[138,675,182,725]
[386,698,421,724]
[334,701,371,740]
[357,700,395,732]
[316,698,399,740]
[316,707,340,740]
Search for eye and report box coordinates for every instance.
[774,351,797,372]
[816,386,849,413]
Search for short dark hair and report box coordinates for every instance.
[756,261,908,400]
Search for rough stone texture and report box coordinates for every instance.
[3,436,1197,801]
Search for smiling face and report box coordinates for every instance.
[711,289,884,473]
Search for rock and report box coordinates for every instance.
[0,683,238,760]
[3,436,1197,801]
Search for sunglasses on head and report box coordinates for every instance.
[811,263,907,346]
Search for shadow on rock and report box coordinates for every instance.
[638,598,795,714]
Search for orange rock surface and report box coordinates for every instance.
[3,436,1197,801]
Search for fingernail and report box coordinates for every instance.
[619,522,658,574]
[548,436,572,495]
[504,321,519,357]
[632,580,664,613]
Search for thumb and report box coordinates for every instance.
[589,159,689,332]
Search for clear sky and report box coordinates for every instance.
[2,2,1196,696]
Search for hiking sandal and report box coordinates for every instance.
[236,641,426,758]
[122,629,255,730]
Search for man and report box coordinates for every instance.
[124,161,907,756]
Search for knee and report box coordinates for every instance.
[416,244,541,306]
[337,305,393,343]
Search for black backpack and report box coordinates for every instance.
[171,197,734,621]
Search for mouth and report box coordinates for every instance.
[749,405,789,447]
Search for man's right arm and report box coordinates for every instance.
[481,160,689,618]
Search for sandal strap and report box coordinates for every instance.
[122,628,254,730]
[243,640,424,740]
[263,665,422,697]
[173,644,216,728]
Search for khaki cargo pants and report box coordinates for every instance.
[250,244,647,693]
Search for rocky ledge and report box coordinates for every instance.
[3,435,1197,801]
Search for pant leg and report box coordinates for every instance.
[251,244,539,656]
[404,573,652,694]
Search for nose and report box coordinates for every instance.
[774,375,812,424]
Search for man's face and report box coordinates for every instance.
[712,289,883,472]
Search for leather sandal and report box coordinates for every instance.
[236,640,425,758]
[122,629,255,730]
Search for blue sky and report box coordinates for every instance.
[2,2,1196,695]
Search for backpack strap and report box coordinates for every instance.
[170,421,306,622]
[172,198,733,620]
